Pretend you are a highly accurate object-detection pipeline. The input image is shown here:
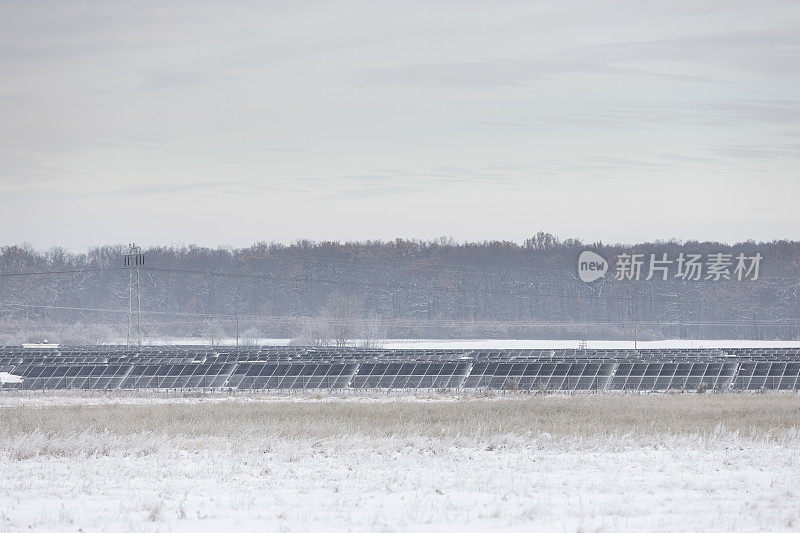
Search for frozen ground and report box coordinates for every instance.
[1,395,798,532]
[116,338,800,349]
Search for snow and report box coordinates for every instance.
[2,430,798,532]
[0,372,22,384]
[108,338,800,349]
[0,392,484,409]
[380,338,800,350]
[1,396,799,532]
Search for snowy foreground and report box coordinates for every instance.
[1,394,799,532]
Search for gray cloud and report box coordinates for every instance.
[353,25,799,90]
[354,59,707,88]
[474,100,800,133]
[108,181,249,198]
[710,144,800,162]
[572,27,800,78]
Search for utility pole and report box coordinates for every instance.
[124,244,145,346]
[233,285,241,347]
[233,287,239,347]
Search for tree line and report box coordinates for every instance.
[1,233,799,344]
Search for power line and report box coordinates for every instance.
[0,261,756,306]
[237,253,575,275]
[0,254,573,279]
[139,266,694,304]
[0,267,125,278]
[0,262,778,306]
[3,302,799,328]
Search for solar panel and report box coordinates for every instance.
[1,345,800,391]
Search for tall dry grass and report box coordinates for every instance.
[2,395,798,441]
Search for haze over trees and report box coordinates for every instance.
[1,233,799,344]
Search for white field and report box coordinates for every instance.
[123,338,800,349]
[1,394,799,532]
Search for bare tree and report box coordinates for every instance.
[325,293,361,347]
[203,320,227,346]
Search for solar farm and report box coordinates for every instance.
[2,344,800,392]
[2,347,800,533]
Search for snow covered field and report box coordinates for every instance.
[125,338,800,350]
[1,395,798,532]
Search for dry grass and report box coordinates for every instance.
[2,394,798,441]
[1,395,799,531]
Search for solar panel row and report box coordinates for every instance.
[0,346,799,391]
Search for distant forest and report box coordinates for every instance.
[2,233,800,344]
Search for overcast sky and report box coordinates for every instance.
[1,0,799,251]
